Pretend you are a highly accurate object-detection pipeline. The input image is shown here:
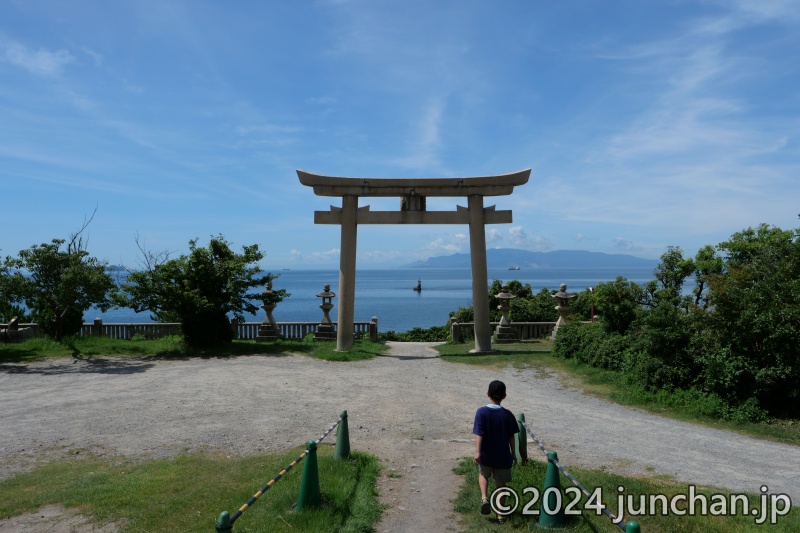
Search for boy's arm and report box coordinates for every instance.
[474,434,482,464]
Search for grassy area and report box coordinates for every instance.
[453,457,799,532]
[437,341,800,445]
[0,335,387,363]
[0,445,382,533]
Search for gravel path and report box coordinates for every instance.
[0,343,798,532]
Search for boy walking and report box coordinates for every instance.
[473,380,527,523]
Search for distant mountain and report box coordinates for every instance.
[402,249,659,269]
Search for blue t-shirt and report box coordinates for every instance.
[473,404,519,469]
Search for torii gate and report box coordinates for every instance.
[297,169,530,352]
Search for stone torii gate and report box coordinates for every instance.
[297,169,530,352]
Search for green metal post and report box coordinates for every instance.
[625,521,641,532]
[537,451,567,529]
[334,410,350,461]
[296,441,321,510]
[215,511,233,532]
[515,412,527,464]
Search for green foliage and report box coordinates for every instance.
[449,305,474,323]
[118,235,274,347]
[379,324,449,342]
[553,229,800,421]
[508,287,559,322]
[704,224,800,417]
[592,276,643,334]
[1,237,115,340]
[451,282,561,325]
[552,321,629,370]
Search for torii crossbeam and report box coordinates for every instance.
[297,169,530,352]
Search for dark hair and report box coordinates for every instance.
[488,380,506,401]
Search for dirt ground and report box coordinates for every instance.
[0,342,798,532]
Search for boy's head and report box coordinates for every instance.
[488,380,507,402]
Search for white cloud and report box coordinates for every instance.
[391,98,446,171]
[486,228,503,245]
[508,226,552,251]
[80,46,104,66]
[358,250,405,263]
[305,249,340,262]
[1,39,74,76]
[423,233,468,254]
[306,96,336,105]
[612,237,640,251]
[508,226,528,247]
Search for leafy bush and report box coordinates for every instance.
[550,228,800,422]
[552,321,627,370]
[1,235,115,340]
[379,324,449,342]
[118,235,277,348]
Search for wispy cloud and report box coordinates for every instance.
[486,228,503,246]
[305,249,341,262]
[391,98,446,171]
[508,226,552,251]
[1,38,74,76]
[423,233,468,254]
[612,237,640,251]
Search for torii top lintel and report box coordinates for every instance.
[297,168,530,197]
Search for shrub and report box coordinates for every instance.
[379,324,449,342]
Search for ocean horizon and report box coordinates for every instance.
[89,266,657,332]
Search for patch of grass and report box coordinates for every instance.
[437,339,554,370]
[0,446,383,533]
[305,338,388,361]
[0,335,387,363]
[438,342,800,445]
[453,457,799,532]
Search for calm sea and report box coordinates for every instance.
[89,267,656,332]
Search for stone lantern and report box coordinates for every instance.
[551,283,576,340]
[256,280,280,342]
[314,283,337,341]
[495,284,518,343]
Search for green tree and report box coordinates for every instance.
[705,224,800,416]
[593,276,643,334]
[691,245,723,310]
[1,222,115,340]
[119,235,279,347]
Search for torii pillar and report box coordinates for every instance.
[298,169,530,352]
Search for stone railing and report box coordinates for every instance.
[235,319,378,342]
[449,319,556,343]
[2,318,379,342]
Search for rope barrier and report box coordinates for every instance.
[520,420,627,531]
[229,415,343,524]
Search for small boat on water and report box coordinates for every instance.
[413,278,422,292]
[508,266,520,270]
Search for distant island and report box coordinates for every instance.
[402,249,659,269]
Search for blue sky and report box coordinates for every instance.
[2,0,798,269]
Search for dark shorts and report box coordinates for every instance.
[479,464,512,484]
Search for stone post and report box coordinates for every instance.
[369,316,378,343]
[468,194,493,353]
[337,195,358,351]
[449,316,460,344]
[93,317,103,337]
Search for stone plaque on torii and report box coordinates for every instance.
[298,168,530,352]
